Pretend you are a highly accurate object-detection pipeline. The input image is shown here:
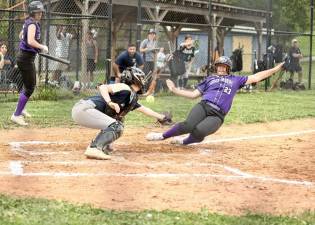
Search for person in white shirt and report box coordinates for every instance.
[52,26,73,83]
[142,47,166,96]
[178,35,195,89]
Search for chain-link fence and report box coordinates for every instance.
[0,0,313,100]
[0,0,111,99]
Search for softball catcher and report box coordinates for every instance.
[146,56,285,145]
[72,66,172,160]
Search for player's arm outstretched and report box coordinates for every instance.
[136,106,165,120]
[136,106,173,125]
[246,62,284,85]
[166,79,201,99]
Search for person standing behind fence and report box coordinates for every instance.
[143,47,166,96]
[0,44,5,70]
[288,39,303,85]
[11,1,48,126]
[140,28,158,77]
[155,47,166,92]
[112,43,144,83]
[86,30,98,88]
[51,26,73,84]
[178,34,195,89]
[0,43,23,92]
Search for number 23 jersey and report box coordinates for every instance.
[197,74,248,114]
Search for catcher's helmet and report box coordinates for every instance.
[121,67,146,94]
[28,1,45,14]
[214,56,232,69]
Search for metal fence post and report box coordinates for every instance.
[309,0,314,89]
[136,0,142,51]
[207,0,212,71]
[76,22,80,81]
[265,0,272,91]
[8,0,16,58]
[106,0,113,83]
[45,0,51,86]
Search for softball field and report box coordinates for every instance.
[0,118,314,215]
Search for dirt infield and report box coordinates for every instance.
[0,118,314,215]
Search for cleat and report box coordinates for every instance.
[170,137,184,145]
[21,110,32,118]
[106,144,114,152]
[11,114,28,126]
[84,146,111,160]
[146,132,164,141]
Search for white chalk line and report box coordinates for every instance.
[198,129,315,145]
[1,160,313,187]
[9,141,72,156]
[4,129,315,187]
[9,161,23,175]
[9,141,72,147]
[0,170,312,186]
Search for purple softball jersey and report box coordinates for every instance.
[197,74,248,114]
[19,17,41,53]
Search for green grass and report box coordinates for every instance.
[297,35,315,57]
[0,89,315,129]
[0,194,314,225]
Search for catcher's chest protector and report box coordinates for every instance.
[117,92,138,119]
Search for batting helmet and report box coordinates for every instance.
[214,56,232,69]
[121,67,146,93]
[28,1,45,14]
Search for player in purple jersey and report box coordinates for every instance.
[146,56,284,145]
[10,1,48,126]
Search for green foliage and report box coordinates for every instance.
[32,85,74,101]
[0,194,314,225]
[274,0,310,32]
[226,0,310,32]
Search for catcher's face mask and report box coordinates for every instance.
[121,67,147,94]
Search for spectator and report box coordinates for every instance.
[143,47,167,96]
[0,43,23,92]
[178,34,195,89]
[51,26,73,84]
[140,28,158,76]
[86,30,98,87]
[112,43,144,83]
[0,44,4,70]
[156,47,166,73]
[288,39,303,84]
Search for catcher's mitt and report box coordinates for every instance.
[157,112,173,126]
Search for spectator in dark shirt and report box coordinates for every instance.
[112,43,144,83]
[0,43,23,92]
[288,39,303,84]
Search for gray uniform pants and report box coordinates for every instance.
[177,102,224,141]
[72,99,116,130]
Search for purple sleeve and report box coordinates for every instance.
[237,76,248,89]
[196,79,207,94]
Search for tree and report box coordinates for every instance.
[226,0,310,32]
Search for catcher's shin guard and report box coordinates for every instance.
[90,121,124,151]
